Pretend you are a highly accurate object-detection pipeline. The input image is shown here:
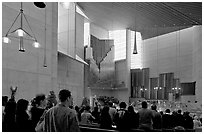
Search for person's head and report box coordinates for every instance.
[101,106,109,114]
[128,105,135,113]
[85,105,91,112]
[16,99,29,113]
[2,96,8,106]
[119,102,127,109]
[141,101,147,108]
[165,109,170,113]
[75,105,79,112]
[178,109,182,114]
[58,89,72,107]
[108,101,113,107]
[151,105,157,111]
[4,100,16,114]
[34,94,46,108]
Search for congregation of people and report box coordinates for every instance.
[2,89,202,132]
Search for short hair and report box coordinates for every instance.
[35,94,46,106]
[151,105,157,110]
[58,89,71,102]
[2,96,8,106]
[16,99,29,112]
[165,109,170,113]
[128,105,134,113]
[119,102,127,109]
[142,101,147,108]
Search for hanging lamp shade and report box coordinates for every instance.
[19,37,25,52]
[16,29,25,37]
[3,37,11,43]
[34,2,46,8]
[133,31,138,54]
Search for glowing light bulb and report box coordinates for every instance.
[16,29,25,37]
[32,42,40,48]
[3,37,10,43]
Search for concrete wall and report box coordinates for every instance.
[76,13,84,59]
[57,53,84,106]
[2,2,58,101]
[115,60,126,86]
[143,26,202,104]
[58,2,76,57]
[57,8,85,106]
[192,26,202,104]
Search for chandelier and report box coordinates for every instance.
[2,2,40,52]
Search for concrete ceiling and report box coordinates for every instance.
[77,2,202,39]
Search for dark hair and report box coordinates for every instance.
[16,99,29,113]
[119,102,127,109]
[165,109,170,113]
[108,101,113,107]
[128,105,135,113]
[75,105,79,111]
[151,105,157,110]
[58,89,71,102]
[85,105,91,111]
[178,109,182,114]
[142,101,147,108]
[2,96,8,106]
[34,94,46,106]
[101,106,109,114]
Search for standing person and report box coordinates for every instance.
[46,90,57,109]
[193,116,202,129]
[138,101,154,131]
[36,89,80,132]
[126,105,139,130]
[15,99,33,132]
[80,105,95,125]
[3,98,17,131]
[99,106,112,129]
[162,109,173,129]
[108,101,117,123]
[175,110,185,127]
[2,96,8,131]
[30,94,47,131]
[114,102,128,131]
[183,111,193,129]
[151,105,162,129]
[91,106,100,123]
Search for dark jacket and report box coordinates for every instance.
[114,109,129,131]
[162,114,173,129]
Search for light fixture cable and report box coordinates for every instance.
[43,4,47,67]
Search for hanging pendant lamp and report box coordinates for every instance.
[2,2,40,52]
[133,31,138,54]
